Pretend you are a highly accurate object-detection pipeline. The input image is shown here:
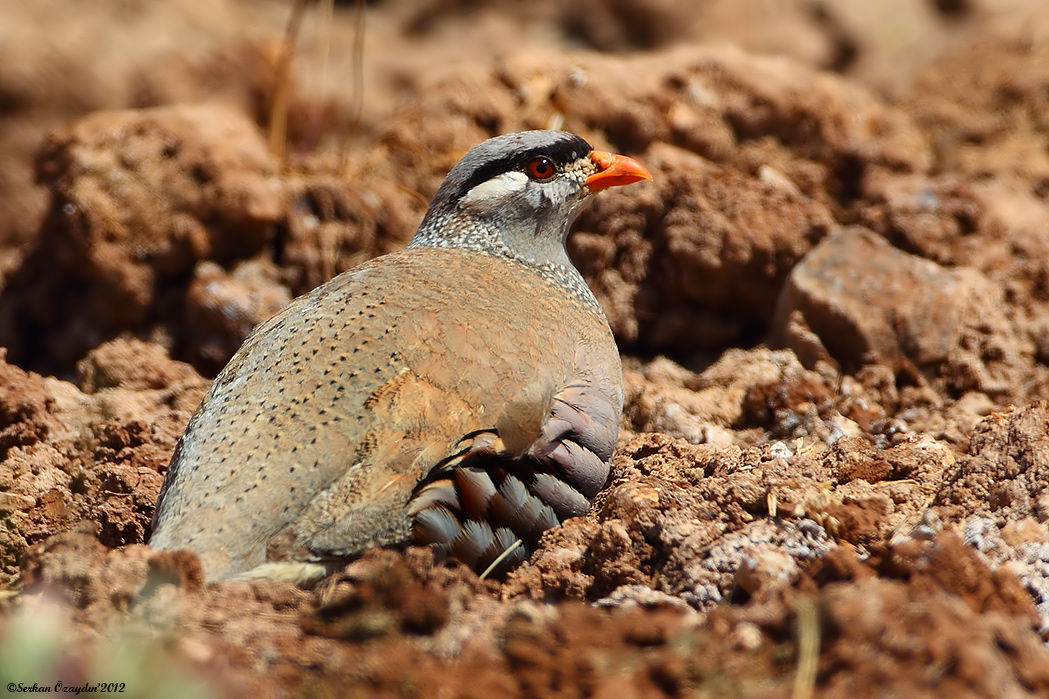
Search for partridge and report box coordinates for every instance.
[149,130,651,582]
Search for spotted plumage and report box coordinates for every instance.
[149,130,651,582]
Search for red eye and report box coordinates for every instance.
[526,156,556,180]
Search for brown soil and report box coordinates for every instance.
[2,1,1049,697]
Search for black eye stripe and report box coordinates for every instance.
[431,132,593,211]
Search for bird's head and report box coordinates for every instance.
[409,130,651,275]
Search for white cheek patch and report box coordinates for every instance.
[459,171,529,212]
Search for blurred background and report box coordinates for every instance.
[2,0,1045,252]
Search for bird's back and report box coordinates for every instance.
[150,246,621,580]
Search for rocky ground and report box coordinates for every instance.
[2,0,1049,697]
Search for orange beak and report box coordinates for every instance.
[585,151,652,192]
